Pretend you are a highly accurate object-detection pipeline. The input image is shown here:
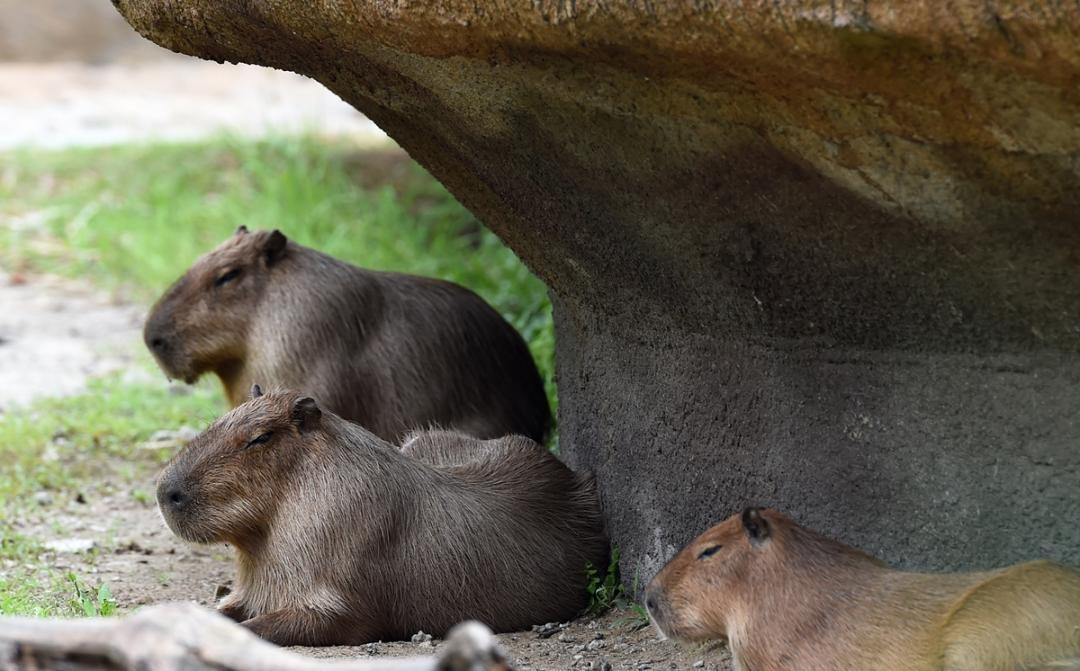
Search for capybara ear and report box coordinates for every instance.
[235,225,249,235]
[292,396,322,432]
[250,384,263,399]
[742,507,771,545]
[263,229,288,265]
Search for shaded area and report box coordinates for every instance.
[111,0,1080,579]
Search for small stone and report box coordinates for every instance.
[533,621,564,639]
[410,630,433,643]
[586,639,605,650]
[33,491,53,507]
[44,538,95,553]
[142,426,199,451]
[693,661,705,668]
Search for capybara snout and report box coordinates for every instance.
[646,507,768,643]
[155,384,304,546]
[143,226,281,384]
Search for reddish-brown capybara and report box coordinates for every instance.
[143,227,550,443]
[646,507,1080,671]
[155,386,607,646]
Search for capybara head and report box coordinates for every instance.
[645,507,779,643]
[143,227,288,383]
[156,384,322,546]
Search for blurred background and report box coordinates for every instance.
[0,0,554,618]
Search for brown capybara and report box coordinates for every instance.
[143,227,551,444]
[646,507,1080,671]
[155,386,608,646]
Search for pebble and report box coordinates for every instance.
[693,661,705,668]
[586,639,605,650]
[33,491,53,507]
[410,630,433,643]
[44,538,96,553]
[141,426,199,451]
[532,622,565,639]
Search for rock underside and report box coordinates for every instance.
[113,0,1080,580]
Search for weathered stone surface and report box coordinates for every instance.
[112,1,1080,581]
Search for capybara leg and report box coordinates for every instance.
[216,596,249,623]
[242,608,357,646]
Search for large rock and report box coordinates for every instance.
[113,1,1080,581]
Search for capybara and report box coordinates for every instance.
[155,386,607,646]
[646,507,1080,671]
[143,227,551,443]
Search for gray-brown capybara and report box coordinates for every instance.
[143,227,550,443]
[156,386,607,646]
[646,507,1080,671]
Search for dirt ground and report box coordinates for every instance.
[0,61,384,151]
[0,273,145,411]
[22,488,733,670]
[1,274,733,670]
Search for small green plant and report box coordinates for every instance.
[67,573,117,617]
[585,547,625,616]
[585,552,654,628]
[131,488,153,506]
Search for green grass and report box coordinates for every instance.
[0,135,556,418]
[0,532,119,617]
[0,374,223,512]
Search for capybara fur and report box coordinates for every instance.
[155,386,607,646]
[646,508,1080,671]
[143,227,551,443]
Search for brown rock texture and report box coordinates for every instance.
[112,0,1080,581]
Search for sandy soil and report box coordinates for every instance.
[24,485,733,670]
[0,61,385,151]
[17,472,735,671]
[0,272,145,411]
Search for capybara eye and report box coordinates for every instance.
[245,431,273,448]
[214,268,243,287]
[697,544,722,560]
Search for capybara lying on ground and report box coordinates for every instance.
[155,386,607,646]
[143,227,551,443]
[646,507,1080,671]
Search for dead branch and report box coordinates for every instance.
[0,603,512,671]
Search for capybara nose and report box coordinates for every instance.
[644,585,666,621]
[148,335,168,353]
[157,477,190,512]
